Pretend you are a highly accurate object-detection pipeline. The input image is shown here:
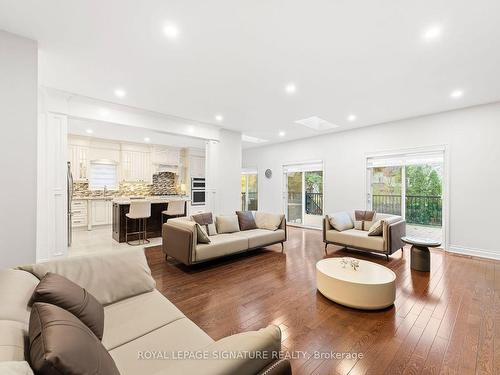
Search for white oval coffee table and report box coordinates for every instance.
[316,258,396,310]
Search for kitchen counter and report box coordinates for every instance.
[73,196,114,201]
[112,196,190,205]
[112,198,189,243]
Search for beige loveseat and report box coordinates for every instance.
[162,213,287,265]
[0,249,291,375]
[323,212,406,259]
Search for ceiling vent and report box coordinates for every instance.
[294,116,339,131]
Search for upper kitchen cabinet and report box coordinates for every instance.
[151,147,179,166]
[190,155,205,178]
[68,138,90,182]
[121,144,152,183]
[88,140,120,163]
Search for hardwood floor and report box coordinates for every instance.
[145,226,500,375]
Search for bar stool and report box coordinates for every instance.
[161,200,185,224]
[125,201,151,246]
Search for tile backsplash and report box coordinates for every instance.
[73,172,178,197]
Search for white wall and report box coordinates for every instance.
[0,31,38,268]
[206,129,242,215]
[243,102,500,260]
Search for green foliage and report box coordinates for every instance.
[406,165,442,196]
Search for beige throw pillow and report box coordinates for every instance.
[354,220,363,230]
[195,223,211,243]
[328,212,354,232]
[367,220,383,236]
[255,212,282,231]
[216,215,240,234]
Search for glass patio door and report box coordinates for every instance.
[283,162,323,228]
[367,151,444,244]
[241,172,258,210]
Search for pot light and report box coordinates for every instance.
[163,23,179,39]
[114,88,126,98]
[285,83,297,95]
[99,109,110,117]
[450,89,464,99]
[347,114,357,122]
[279,131,286,137]
[144,137,151,142]
[86,129,94,134]
[215,114,223,122]
[422,25,442,41]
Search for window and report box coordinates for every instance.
[89,162,118,190]
[241,170,258,211]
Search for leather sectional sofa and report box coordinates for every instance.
[323,212,406,259]
[0,249,291,375]
[162,212,287,265]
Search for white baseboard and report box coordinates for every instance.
[448,245,500,261]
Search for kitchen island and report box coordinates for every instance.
[112,197,189,243]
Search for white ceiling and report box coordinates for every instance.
[1,0,500,147]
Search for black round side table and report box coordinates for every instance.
[401,236,441,272]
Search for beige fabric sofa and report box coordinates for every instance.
[162,213,287,265]
[0,249,291,375]
[323,213,406,259]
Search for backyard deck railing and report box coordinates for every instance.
[372,194,442,226]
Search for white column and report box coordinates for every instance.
[205,129,242,215]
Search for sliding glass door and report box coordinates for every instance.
[283,162,323,228]
[367,151,444,244]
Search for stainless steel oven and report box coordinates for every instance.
[191,178,206,205]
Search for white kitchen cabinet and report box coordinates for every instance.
[190,156,205,178]
[90,200,112,226]
[121,151,152,183]
[71,199,88,227]
[68,145,89,181]
[152,148,179,166]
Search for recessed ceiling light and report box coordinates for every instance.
[114,88,126,98]
[144,137,151,142]
[450,89,464,99]
[422,25,442,41]
[242,134,268,143]
[285,83,297,95]
[86,129,93,134]
[215,114,223,122]
[99,109,110,117]
[187,126,195,134]
[347,114,357,122]
[279,131,286,137]
[295,116,338,131]
[163,23,179,39]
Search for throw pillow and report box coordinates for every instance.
[354,210,376,230]
[254,212,283,231]
[367,220,383,236]
[29,303,120,375]
[191,212,213,230]
[30,272,104,340]
[328,212,354,232]
[207,223,218,236]
[216,215,240,233]
[195,223,211,244]
[354,220,363,230]
[236,211,257,231]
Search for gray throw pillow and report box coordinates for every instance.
[195,223,211,243]
[236,211,257,231]
[328,212,354,231]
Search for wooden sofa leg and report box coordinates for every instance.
[386,254,389,261]
[401,247,404,252]
[164,253,168,261]
[324,243,328,255]
[280,242,284,253]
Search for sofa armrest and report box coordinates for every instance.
[162,220,197,265]
[278,215,287,241]
[257,359,292,375]
[384,220,406,254]
[154,325,284,375]
[323,216,333,242]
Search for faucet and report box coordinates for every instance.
[103,185,107,198]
